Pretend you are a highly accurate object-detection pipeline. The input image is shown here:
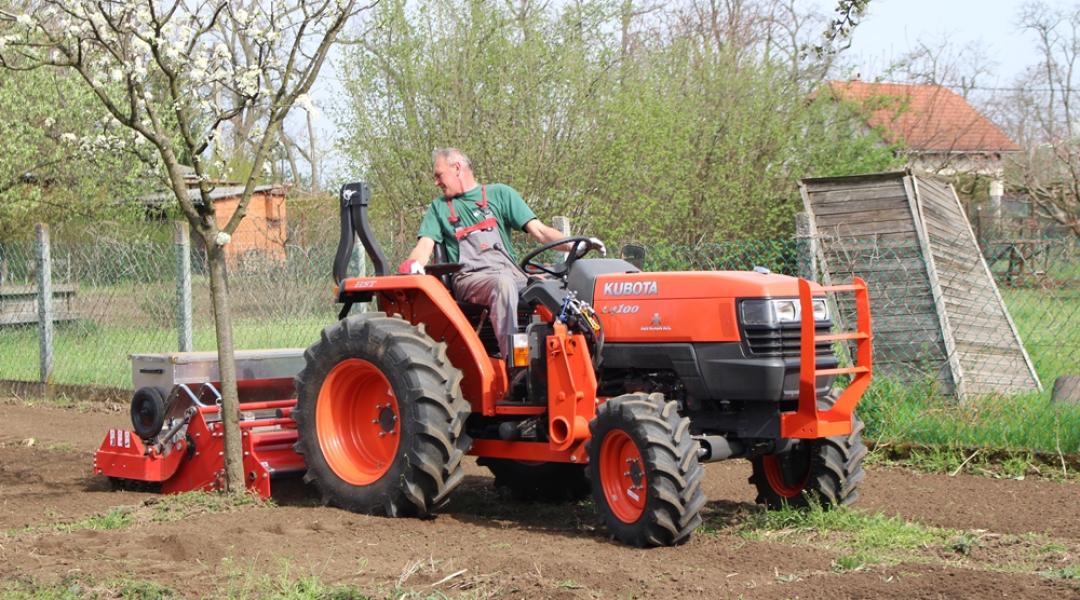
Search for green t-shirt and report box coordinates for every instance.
[417,183,536,263]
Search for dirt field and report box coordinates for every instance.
[1,397,1078,599]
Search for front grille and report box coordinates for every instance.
[744,321,834,357]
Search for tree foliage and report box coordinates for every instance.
[0,68,154,241]
[335,0,900,248]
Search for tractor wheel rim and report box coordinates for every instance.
[762,449,811,498]
[316,358,401,486]
[599,429,646,523]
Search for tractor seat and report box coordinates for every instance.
[564,258,642,305]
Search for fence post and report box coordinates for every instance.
[552,215,571,237]
[795,212,817,281]
[175,221,193,352]
[35,224,54,383]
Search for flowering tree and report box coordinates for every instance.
[0,0,372,491]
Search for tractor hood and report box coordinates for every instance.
[589,271,825,344]
[593,271,820,301]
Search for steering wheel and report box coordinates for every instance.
[519,236,601,277]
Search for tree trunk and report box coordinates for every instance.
[206,241,245,493]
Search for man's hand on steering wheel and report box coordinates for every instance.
[519,236,606,277]
[588,237,607,257]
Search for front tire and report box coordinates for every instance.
[294,314,471,517]
[749,413,867,509]
[586,393,706,547]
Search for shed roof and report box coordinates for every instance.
[827,81,1020,153]
[142,184,285,206]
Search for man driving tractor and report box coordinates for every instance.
[399,147,604,357]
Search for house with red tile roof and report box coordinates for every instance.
[827,80,1020,177]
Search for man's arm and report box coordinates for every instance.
[524,219,607,256]
[524,219,570,247]
[406,236,436,265]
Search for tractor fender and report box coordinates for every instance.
[340,275,504,415]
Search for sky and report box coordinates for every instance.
[823,0,1051,86]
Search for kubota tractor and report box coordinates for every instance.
[287,182,872,547]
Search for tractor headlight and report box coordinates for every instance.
[774,300,799,323]
[740,298,829,326]
[812,298,829,321]
[740,300,775,326]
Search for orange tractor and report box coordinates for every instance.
[294,182,871,546]
[96,182,871,547]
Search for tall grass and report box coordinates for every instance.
[858,378,1080,453]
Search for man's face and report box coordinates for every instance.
[433,158,464,197]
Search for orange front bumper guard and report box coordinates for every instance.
[780,277,872,439]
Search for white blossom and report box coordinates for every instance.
[16,14,33,28]
[236,68,261,96]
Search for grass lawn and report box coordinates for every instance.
[0,315,330,388]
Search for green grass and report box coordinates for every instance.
[8,492,267,537]
[50,507,136,534]
[0,316,328,387]
[738,502,956,570]
[999,286,1080,385]
[741,502,952,552]
[1048,563,1080,581]
[859,377,1080,454]
[147,491,268,522]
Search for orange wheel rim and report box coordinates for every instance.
[599,430,646,523]
[316,358,400,485]
[762,452,810,498]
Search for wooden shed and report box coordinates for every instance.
[146,184,288,267]
[800,171,1041,399]
[208,184,288,267]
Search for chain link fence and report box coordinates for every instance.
[1,218,1076,399]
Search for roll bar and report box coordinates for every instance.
[333,182,389,284]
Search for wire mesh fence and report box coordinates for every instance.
[0,218,1076,399]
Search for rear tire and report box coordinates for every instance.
[749,412,867,509]
[478,458,590,502]
[293,314,471,517]
[586,393,706,547]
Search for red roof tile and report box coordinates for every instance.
[828,81,1020,152]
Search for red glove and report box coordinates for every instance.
[397,259,424,274]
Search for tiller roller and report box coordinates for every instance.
[93,350,307,497]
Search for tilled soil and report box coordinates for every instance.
[1,399,1078,599]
